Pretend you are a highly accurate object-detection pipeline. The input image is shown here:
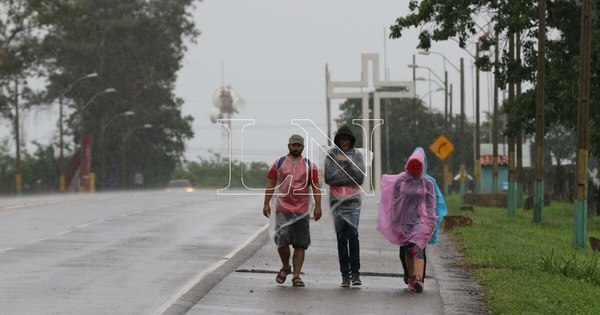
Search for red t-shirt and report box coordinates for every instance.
[267,155,319,213]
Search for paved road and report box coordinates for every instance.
[0,190,264,314]
[0,191,487,314]
[164,194,488,315]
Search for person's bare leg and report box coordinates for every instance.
[413,258,425,293]
[292,248,305,278]
[413,258,424,281]
[278,246,291,270]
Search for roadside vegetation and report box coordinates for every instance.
[172,153,270,189]
[445,195,600,314]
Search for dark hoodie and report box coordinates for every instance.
[333,125,356,149]
[325,126,365,187]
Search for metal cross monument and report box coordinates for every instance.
[326,53,414,192]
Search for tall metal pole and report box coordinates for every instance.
[475,44,481,193]
[413,54,417,130]
[459,58,466,201]
[14,77,21,194]
[59,94,65,192]
[492,34,500,193]
[428,70,432,110]
[443,70,449,195]
[574,0,591,249]
[449,83,454,194]
[534,0,547,223]
[508,31,517,217]
[326,64,331,141]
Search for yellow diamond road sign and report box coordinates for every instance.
[429,134,454,161]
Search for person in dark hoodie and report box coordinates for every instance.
[324,125,366,287]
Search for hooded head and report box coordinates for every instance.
[404,147,428,176]
[333,125,356,150]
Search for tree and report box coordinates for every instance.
[37,0,199,189]
[389,0,600,162]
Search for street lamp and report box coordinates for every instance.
[79,88,117,137]
[121,123,153,189]
[58,72,98,192]
[77,87,117,192]
[100,111,135,189]
[420,87,444,102]
[418,50,460,73]
[81,88,117,114]
[416,77,444,110]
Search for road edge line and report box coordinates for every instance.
[153,223,269,315]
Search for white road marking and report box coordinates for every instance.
[25,238,47,244]
[152,223,269,315]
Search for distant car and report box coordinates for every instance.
[166,179,194,192]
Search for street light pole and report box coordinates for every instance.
[460,58,466,200]
[100,111,135,189]
[14,77,21,194]
[78,87,117,192]
[415,76,444,111]
[58,72,98,192]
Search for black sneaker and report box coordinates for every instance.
[341,276,350,287]
[351,274,362,286]
[414,279,423,293]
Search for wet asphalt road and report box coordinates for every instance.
[0,190,264,314]
[0,190,487,314]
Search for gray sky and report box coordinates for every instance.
[4,0,495,165]
[177,0,494,164]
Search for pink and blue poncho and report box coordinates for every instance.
[377,147,446,249]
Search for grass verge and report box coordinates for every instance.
[444,195,600,314]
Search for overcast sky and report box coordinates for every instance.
[5,0,498,165]
[176,0,499,164]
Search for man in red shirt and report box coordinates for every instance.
[263,134,322,287]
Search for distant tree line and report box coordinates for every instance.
[0,0,200,192]
[172,153,270,189]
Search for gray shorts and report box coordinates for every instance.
[274,213,311,249]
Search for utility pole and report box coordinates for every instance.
[459,58,466,201]
[534,0,547,223]
[14,77,21,194]
[448,83,454,194]
[508,31,517,217]
[475,43,481,193]
[412,54,417,130]
[326,64,331,141]
[443,70,449,195]
[492,34,500,193]
[59,93,65,192]
[574,0,591,249]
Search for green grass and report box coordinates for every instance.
[444,195,600,314]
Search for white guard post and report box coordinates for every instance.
[326,53,415,193]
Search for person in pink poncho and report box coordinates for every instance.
[377,147,438,293]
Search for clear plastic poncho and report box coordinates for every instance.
[267,155,319,245]
[321,146,372,229]
[377,147,441,249]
